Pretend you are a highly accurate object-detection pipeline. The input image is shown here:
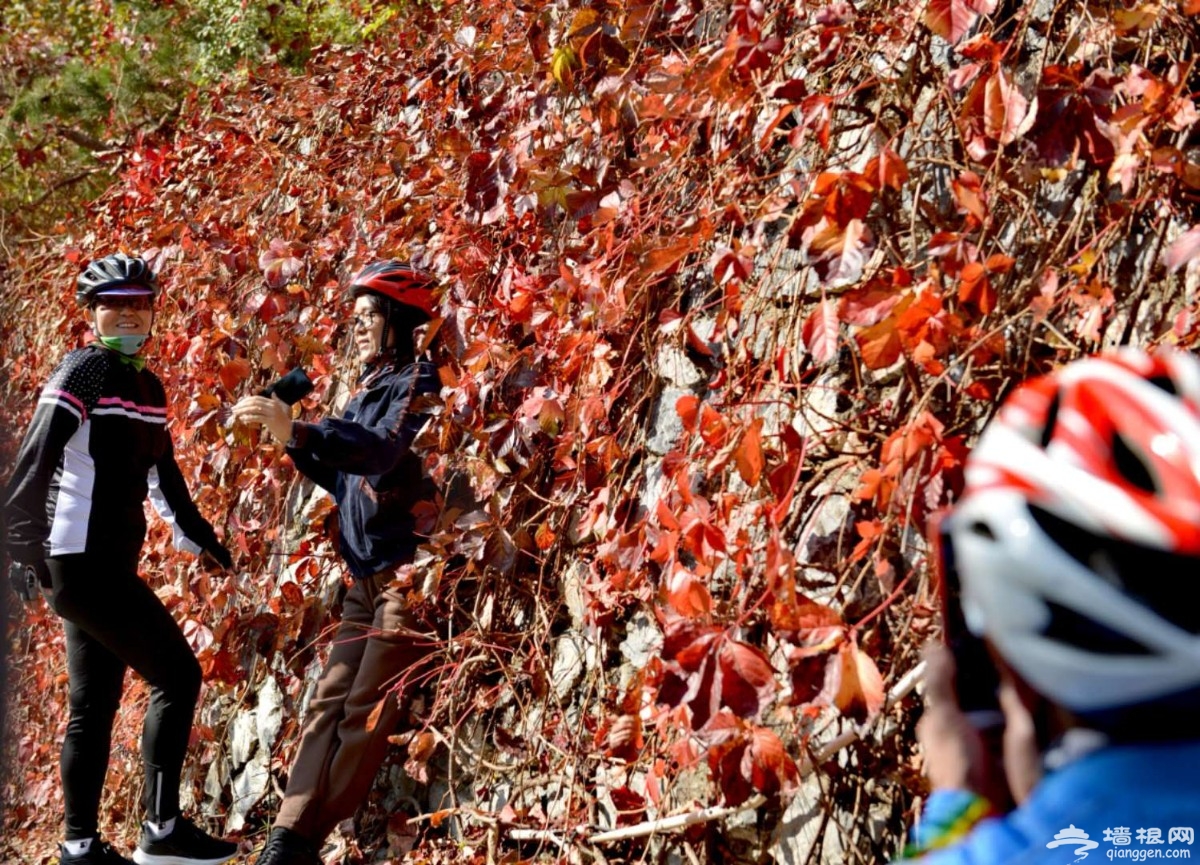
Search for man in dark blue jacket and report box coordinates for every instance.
[232,261,442,865]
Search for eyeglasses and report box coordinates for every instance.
[350,311,381,330]
[94,296,153,311]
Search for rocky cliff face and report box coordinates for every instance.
[2,1,1197,862]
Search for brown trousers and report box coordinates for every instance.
[276,573,432,844]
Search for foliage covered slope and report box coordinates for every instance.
[3,0,1199,862]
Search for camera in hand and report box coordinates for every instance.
[932,515,1003,723]
[260,368,314,405]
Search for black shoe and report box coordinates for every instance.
[253,827,321,865]
[132,816,238,865]
[59,840,135,865]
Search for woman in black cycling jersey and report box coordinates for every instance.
[3,254,239,865]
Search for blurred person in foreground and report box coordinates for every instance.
[901,347,1200,863]
[2,254,237,865]
[231,261,442,865]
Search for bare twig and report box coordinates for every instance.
[588,794,768,844]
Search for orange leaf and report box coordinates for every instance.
[856,317,904,369]
[676,394,700,431]
[742,726,798,795]
[983,68,1035,144]
[985,253,1015,273]
[666,563,713,617]
[698,403,729,448]
[535,521,556,551]
[218,358,252,392]
[829,641,885,723]
[952,171,989,225]
[643,236,695,276]
[924,0,980,44]
[958,262,995,314]
[735,419,764,486]
[365,696,387,732]
[864,146,909,191]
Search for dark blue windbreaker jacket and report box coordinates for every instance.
[285,359,439,579]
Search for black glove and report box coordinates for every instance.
[202,545,233,571]
[8,560,49,602]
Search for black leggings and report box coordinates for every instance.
[47,554,202,840]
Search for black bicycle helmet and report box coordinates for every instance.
[76,253,158,307]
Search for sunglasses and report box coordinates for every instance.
[350,311,382,330]
[94,295,153,311]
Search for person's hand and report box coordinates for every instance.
[918,642,1017,810]
[998,675,1041,804]
[917,643,988,792]
[230,394,293,443]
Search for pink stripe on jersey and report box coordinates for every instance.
[43,389,89,417]
[96,396,168,415]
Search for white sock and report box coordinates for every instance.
[147,816,176,840]
[63,838,93,856]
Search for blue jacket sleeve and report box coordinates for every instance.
[2,350,105,564]
[286,363,437,481]
[898,790,996,860]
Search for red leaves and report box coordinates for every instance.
[789,171,880,287]
[658,620,777,729]
[719,640,778,718]
[952,171,989,226]
[218,357,252,392]
[801,297,840,364]
[704,719,798,805]
[958,254,1012,314]
[666,563,713,617]
[853,410,967,526]
[924,0,996,44]
[982,68,1036,145]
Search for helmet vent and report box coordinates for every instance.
[1039,391,1061,448]
[1029,504,1200,636]
[1042,600,1153,656]
[1111,433,1158,494]
[967,520,996,540]
[1148,374,1178,395]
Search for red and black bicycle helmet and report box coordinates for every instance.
[75,253,158,307]
[348,260,437,317]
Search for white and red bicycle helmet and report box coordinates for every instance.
[942,347,1200,715]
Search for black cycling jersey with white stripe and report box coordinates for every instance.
[3,343,223,566]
